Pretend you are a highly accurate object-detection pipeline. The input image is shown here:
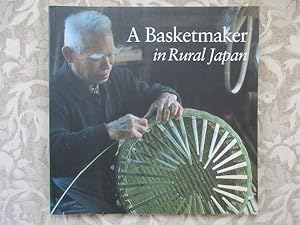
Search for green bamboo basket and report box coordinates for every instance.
[116,108,252,214]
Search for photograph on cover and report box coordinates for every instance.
[49,6,258,215]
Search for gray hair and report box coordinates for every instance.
[64,10,112,53]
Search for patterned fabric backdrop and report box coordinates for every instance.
[0,0,299,224]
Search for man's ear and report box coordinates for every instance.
[62,46,74,63]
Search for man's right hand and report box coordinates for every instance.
[105,114,148,140]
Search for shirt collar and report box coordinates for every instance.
[60,61,111,100]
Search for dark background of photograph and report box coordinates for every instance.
[49,6,258,203]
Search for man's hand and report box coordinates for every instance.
[144,93,183,122]
[106,114,148,140]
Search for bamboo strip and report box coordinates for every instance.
[127,158,175,171]
[191,116,200,156]
[200,119,207,162]
[208,201,216,214]
[212,150,243,171]
[129,191,170,211]
[151,132,186,165]
[176,198,186,214]
[168,120,188,153]
[213,188,244,203]
[208,123,220,158]
[204,131,229,169]
[213,139,237,163]
[155,158,178,170]
[179,117,191,155]
[211,195,226,214]
[118,171,168,178]
[216,175,248,180]
[122,189,155,200]
[119,181,172,188]
[187,195,193,214]
[217,184,248,192]
[213,131,229,156]
[179,117,192,165]
[127,159,144,164]
[196,194,205,213]
[157,124,190,160]
[222,197,239,214]
[217,162,247,174]
[160,151,180,165]
[131,147,178,169]
[192,191,197,214]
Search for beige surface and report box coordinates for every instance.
[1,0,300,224]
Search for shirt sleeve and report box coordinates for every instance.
[50,92,112,176]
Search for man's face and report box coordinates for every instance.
[71,32,115,84]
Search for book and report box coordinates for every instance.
[49,6,258,215]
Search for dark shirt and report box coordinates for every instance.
[50,62,180,213]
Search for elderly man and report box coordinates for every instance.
[50,10,183,214]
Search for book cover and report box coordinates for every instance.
[49,6,258,215]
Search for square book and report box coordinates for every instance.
[49,6,258,215]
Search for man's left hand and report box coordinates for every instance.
[144,93,183,122]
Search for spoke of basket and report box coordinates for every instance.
[196,194,205,213]
[192,191,197,214]
[213,131,229,155]
[208,200,216,214]
[122,189,156,200]
[185,195,192,214]
[126,159,175,171]
[126,158,144,164]
[208,123,220,159]
[216,162,247,174]
[210,195,226,214]
[179,117,192,165]
[118,171,168,178]
[216,175,248,180]
[248,200,256,214]
[119,181,172,188]
[130,147,179,169]
[159,151,180,165]
[217,184,248,192]
[212,150,243,171]
[168,120,189,154]
[191,116,200,156]
[204,131,229,169]
[151,133,186,165]
[200,119,207,162]
[213,139,237,163]
[157,124,190,161]
[247,197,257,214]
[246,196,255,214]
[176,198,186,214]
[129,191,170,211]
[155,158,178,170]
[222,197,239,214]
[146,161,177,171]
[213,187,244,203]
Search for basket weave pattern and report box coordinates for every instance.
[117,108,252,214]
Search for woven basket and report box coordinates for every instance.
[116,108,252,214]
